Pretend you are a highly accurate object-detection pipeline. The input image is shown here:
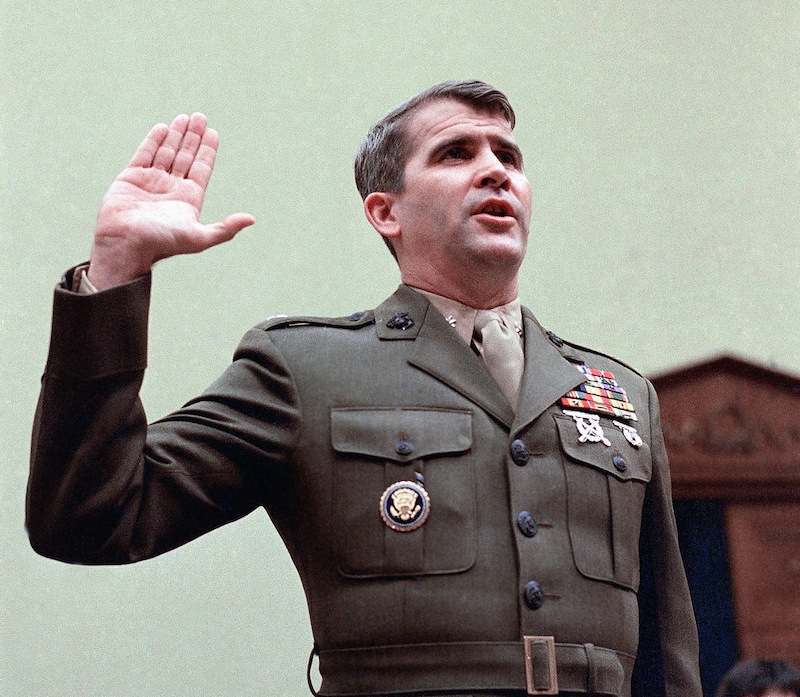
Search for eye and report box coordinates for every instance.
[496,149,521,167]
[442,146,470,160]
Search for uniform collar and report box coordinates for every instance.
[410,286,523,347]
[373,285,584,429]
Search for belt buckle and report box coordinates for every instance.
[523,635,558,696]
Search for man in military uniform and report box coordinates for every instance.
[27,81,701,696]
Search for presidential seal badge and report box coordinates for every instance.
[380,480,430,532]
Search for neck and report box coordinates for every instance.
[401,270,520,310]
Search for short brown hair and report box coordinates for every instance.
[354,79,516,201]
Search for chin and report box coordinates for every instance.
[473,237,527,267]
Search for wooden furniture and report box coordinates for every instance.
[651,355,800,663]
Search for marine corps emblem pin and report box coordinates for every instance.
[379,480,430,532]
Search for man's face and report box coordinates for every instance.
[388,98,532,295]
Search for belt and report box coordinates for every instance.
[523,636,626,695]
[313,638,633,696]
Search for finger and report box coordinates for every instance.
[186,127,220,191]
[128,123,170,169]
[152,114,190,171]
[171,112,207,179]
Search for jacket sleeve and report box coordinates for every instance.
[27,269,301,564]
[642,378,703,697]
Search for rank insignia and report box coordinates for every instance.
[380,481,430,532]
[560,365,638,421]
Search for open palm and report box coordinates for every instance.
[90,113,254,289]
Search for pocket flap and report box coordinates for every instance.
[331,408,472,462]
[555,414,652,483]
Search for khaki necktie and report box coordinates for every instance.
[473,310,524,409]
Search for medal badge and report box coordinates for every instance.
[560,365,638,421]
[561,365,643,447]
[562,409,611,446]
[613,420,643,448]
[380,480,430,532]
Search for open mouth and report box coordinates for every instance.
[475,199,515,219]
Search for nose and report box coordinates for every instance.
[476,151,510,190]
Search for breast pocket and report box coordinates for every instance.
[555,414,652,591]
[330,407,475,579]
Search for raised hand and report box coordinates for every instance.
[88,113,255,290]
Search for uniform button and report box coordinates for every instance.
[523,581,545,610]
[348,311,365,322]
[510,439,530,466]
[395,440,414,457]
[517,511,538,538]
[612,454,628,472]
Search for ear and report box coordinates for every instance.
[363,192,401,240]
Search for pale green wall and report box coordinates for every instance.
[2,2,798,695]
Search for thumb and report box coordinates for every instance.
[202,212,256,247]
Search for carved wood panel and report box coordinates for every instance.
[652,358,800,499]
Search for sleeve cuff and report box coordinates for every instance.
[45,266,152,381]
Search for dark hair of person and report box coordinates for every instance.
[354,79,515,201]
[714,659,800,697]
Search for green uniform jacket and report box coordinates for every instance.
[27,269,701,697]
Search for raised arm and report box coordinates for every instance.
[88,112,254,290]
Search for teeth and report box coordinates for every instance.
[483,206,507,216]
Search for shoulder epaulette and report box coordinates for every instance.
[545,329,644,378]
[256,310,375,332]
